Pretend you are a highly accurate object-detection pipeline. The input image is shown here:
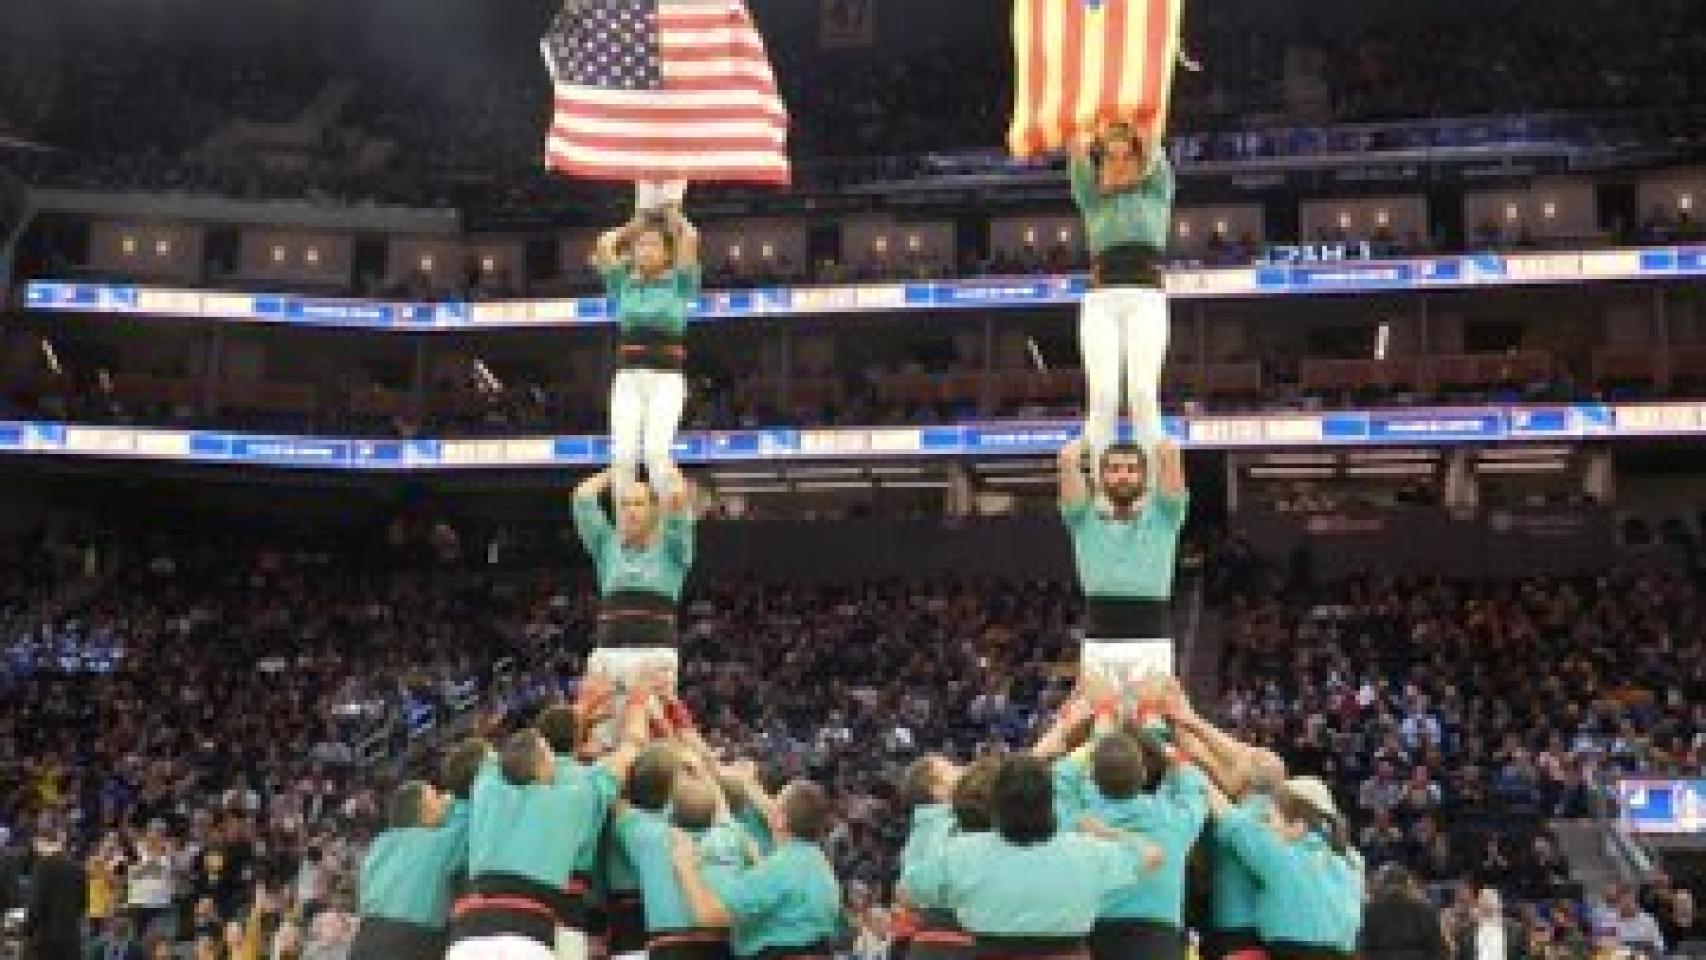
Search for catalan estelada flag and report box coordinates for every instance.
[1007,0,1184,159]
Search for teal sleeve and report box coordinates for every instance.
[665,511,695,569]
[573,495,613,557]
[674,265,703,300]
[709,858,788,921]
[1052,758,1092,823]
[443,802,471,877]
[898,842,955,909]
[1068,156,1099,212]
[586,764,620,805]
[1148,490,1189,532]
[1090,837,1147,896]
[1058,498,1091,530]
[602,264,630,298]
[1214,807,1288,878]
[1143,154,1175,207]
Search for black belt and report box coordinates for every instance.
[971,935,1089,959]
[753,943,834,960]
[1083,597,1173,638]
[1091,244,1164,289]
[598,590,679,647]
[618,328,687,371]
[1264,946,1347,960]
[349,917,447,960]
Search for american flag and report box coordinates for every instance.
[1007,0,1184,159]
[542,0,791,185]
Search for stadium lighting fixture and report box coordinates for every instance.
[873,235,889,254]
[1478,446,1574,460]
[1478,461,1569,474]
[154,238,172,257]
[1057,226,1072,244]
[1023,226,1038,245]
[1504,203,1520,223]
[1337,211,1352,230]
[1681,195,1695,213]
[97,369,113,394]
[1542,200,1558,220]
[760,242,775,260]
[728,244,743,261]
[719,484,788,494]
[984,474,1056,486]
[1346,464,1435,477]
[907,234,922,252]
[121,236,137,256]
[1374,322,1391,361]
[305,247,321,265]
[1176,220,1192,238]
[1214,219,1228,236]
[39,338,61,375]
[1375,209,1390,227]
[1248,466,1335,478]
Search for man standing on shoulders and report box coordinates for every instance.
[1058,436,1188,683]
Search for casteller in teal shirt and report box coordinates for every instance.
[700,839,843,957]
[357,800,470,930]
[573,493,695,602]
[1068,154,1175,256]
[466,756,618,894]
[900,831,1155,938]
[1213,805,1348,950]
[1060,490,1188,601]
[603,264,701,338]
[1053,761,1208,928]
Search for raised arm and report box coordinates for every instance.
[670,830,734,927]
[663,205,700,268]
[1152,439,1186,498]
[572,470,615,555]
[1067,128,1098,211]
[575,468,614,501]
[594,219,645,272]
[1058,437,1091,508]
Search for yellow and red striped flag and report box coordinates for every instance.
[1007,0,1184,159]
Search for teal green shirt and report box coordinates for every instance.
[615,808,707,934]
[899,805,957,875]
[733,807,776,859]
[1214,806,1346,948]
[1209,794,1269,932]
[604,264,701,337]
[900,831,1151,937]
[573,495,695,601]
[467,757,618,890]
[1059,764,1208,926]
[1061,491,1188,601]
[1068,155,1175,255]
[702,839,843,957]
[1326,849,1365,953]
[357,800,470,929]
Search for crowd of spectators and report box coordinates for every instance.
[1216,567,1704,956]
[0,503,1701,955]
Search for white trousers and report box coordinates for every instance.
[1079,286,1170,453]
[635,180,688,212]
[446,935,560,960]
[1081,638,1176,685]
[610,368,686,497]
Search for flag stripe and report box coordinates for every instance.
[543,0,790,185]
[1007,0,1181,158]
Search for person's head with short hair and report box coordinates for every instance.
[900,754,958,811]
[626,744,681,812]
[1099,444,1149,508]
[617,482,660,544]
[500,730,552,786]
[951,756,1001,833]
[535,705,580,756]
[777,780,832,842]
[1248,748,1286,792]
[672,775,720,831]
[1373,863,1419,902]
[388,780,447,830]
[1091,733,1148,800]
[440,738,489,801]
[992,756,1057,846]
